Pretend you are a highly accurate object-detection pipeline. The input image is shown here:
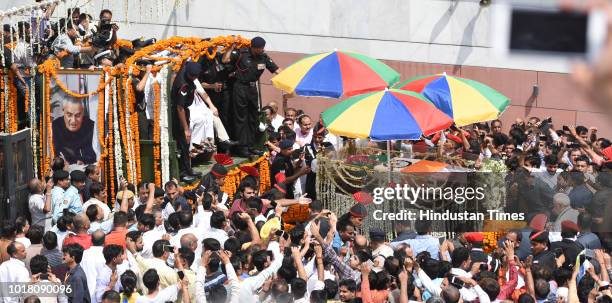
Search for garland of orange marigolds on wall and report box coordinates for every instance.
[0,73,4,133]
[126,77,142,183]
[7,72,18,133]
[108,81,116,203]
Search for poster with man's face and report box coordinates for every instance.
[49,71,103,166]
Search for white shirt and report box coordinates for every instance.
[15,237,31,249]
[29,194,50,230]
[271,114,284,132]
[141,229,163,259]
[236,242,283,302]
[205,228,228,246]
[82,198,111,220]
[80,245,105,302]
[135,285,179,303]
[95,264,122,302]
[193,207,212,231]
[0,258,31,303]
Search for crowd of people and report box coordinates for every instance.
[3,1,612,303]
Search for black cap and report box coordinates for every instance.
[185,61,202,79]
[70,170,87,183]
[279,140,294,150]
[53,170,69,180]
[369,228,386,241]
[251,36,266,48]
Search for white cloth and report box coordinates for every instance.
[15,237,31,249]
[0,258,31,303]
[271,114,284,132]
[141,229,164,259]
[193,207,212,231]
[205,228,228,247]
[82,198,111,220]
[236,242,283,302]
[143,72,162,120]
[135,285,179,303]
[95,264,122,302]
[189,95,215,150]
[29,194,50,230]
[80,246,105,303]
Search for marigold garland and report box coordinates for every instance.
[220,154,271,202]
[97,73,108,170]
[114,39,134,50]
[0,73,4,133]
[45,75,54,172]
[126,77,142,183]
[116,77,132,182]
[153,82,161,186]
[7,72,18,133]
[108,81,116,203]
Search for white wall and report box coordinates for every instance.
[0,0,570,73]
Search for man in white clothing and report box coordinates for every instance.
[95,244,124,302]
[82,182,111,220]
[28,178,52,231]
[0,242,31,303]
[207,211,229,246]
[80,230,106,302]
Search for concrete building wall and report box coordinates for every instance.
[2,0,610,137]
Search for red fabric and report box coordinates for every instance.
[275,172,286,184]
[228,199,269,218]
[603,146,612,162]
[352,191,373,205]
[63,233,92,250]
[463,232,484,243]
[104,228,128,249]
[497,260,518,300]
[239,166,259,177]
[214,154,233,166]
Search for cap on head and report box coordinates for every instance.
[251,36,266,48]
[349,203,367,218]
[185,61,202,79]
[211,164,228,179]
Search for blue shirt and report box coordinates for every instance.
[51,186,83,223]
[390,234,441,260]
[569,184,593,209]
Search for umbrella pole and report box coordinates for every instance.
[387,141,392,183]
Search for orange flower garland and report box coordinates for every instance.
[220,154,271,201]
[108,82,116,203]
[38,59,113,98]
[153,82,161,186]
[7,72,18,133]
[116,77,132,182]
[45,75,54,171]
[114,39,134,50]
[0,72,4,133]
[97,73,107,169]
[126,77,142,183]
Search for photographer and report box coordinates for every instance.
[51,18,94,68]
[91,9,118,67]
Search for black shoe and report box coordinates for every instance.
[233,148,252,158]
[219,139,239,147]
[248,148,264,156]
[186,169,202,177]
[180,174,196,184]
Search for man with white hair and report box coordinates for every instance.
[552,193,580,232]
[52,98,96,164]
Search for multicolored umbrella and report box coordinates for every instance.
[321,89,453,140]
[271,50,400,98]
[393,73,510,126]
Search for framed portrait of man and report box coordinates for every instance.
[48,70,105,167]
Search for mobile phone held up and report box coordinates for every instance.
[493,2,607,62]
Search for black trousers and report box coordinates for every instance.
[172,109,191,174]
[137,111,153,140]
[231,82,259,146]
[206,88,232,139]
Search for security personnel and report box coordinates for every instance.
[171,61,204,183]
[199,47,234,134]
[224,36,281,157]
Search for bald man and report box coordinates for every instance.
[0,241,30,291]
[268,101,284,131]
[63,214,92,249]
[180,233,201,271]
